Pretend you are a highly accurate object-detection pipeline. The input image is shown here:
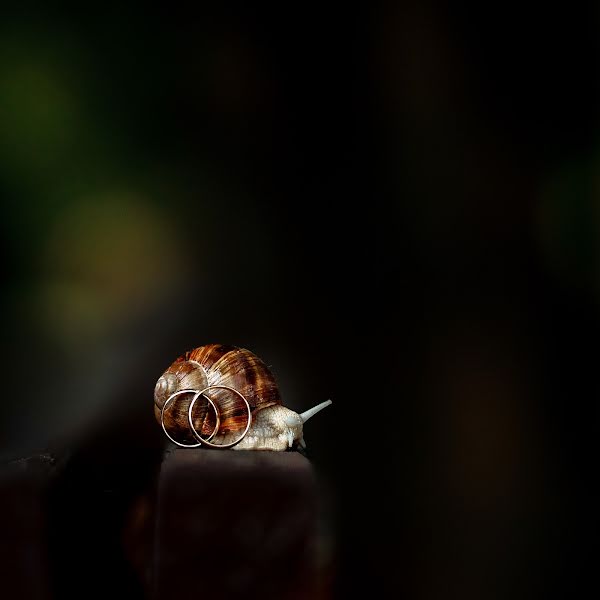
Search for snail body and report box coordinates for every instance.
[154,344,331,450]
[217,401,333,450]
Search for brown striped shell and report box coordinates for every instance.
[154,344,282,444]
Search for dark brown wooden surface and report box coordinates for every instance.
[153,449,320,600]
[0,454,56,600]
[0,447,330,599]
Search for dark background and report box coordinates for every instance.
[1,3,599,599]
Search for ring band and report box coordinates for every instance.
[161,389,221,448]
[188,385,252,449]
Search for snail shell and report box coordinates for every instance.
[154,344,281,445]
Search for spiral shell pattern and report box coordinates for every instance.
[154,344,281,444]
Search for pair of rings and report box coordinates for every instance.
[161,385,252,449]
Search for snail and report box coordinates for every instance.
[154,344,332,450]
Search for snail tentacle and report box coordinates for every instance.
[299,399,332,423]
